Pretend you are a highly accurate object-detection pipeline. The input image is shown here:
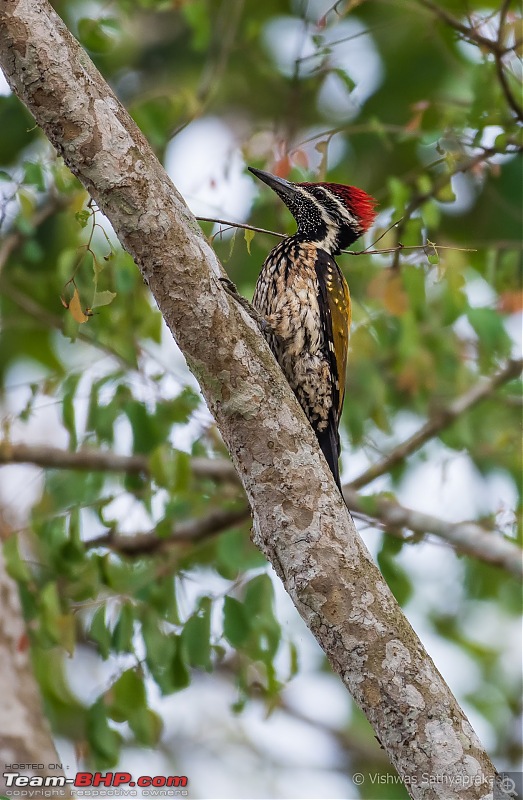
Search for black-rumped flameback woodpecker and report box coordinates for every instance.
[249,167,377,490]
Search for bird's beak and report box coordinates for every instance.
[248,167,297,201]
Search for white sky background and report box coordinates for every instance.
[0,2,522,797]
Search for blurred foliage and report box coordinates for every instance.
[0,0,522,793]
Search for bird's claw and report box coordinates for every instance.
[219,276,240,296]
[219,276,275,337]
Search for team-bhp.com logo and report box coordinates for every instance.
[2,772,189,796]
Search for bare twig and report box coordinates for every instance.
[350,358,523,489]
[197,216,282,239]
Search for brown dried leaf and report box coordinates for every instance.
[68,287,90,323]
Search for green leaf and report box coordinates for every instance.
[130,707,163,746]
[102,557,155,594]
[92,290,117,309]
[23,161,45,192]
[388,177,410,217]
[244,573,275,618]
[17,187,35,220]
[3,535,31,583]
[142,576,179,624]
[75,209,91,228]
[182,597,212,670]
[112,604,135,653]
[288,641,299,679]
[171,635,191,690]
[182,1,211,51]
[332,67,356,93]
[110,668,146,721]
[78,18,118,53]
[148,446,190,492]
[467,307,512,365]
[243,574,281,660]
[377,539,412,606]
[123,399,160,454]
[141,612,177,694]
[223,596,251,648]
[39,582,62,643]
[62,373,81,450]
[244,228,255,254]
[87,699,122,768]
[434,180,456,203]
[89,606,112,659]
[402,265,426,317]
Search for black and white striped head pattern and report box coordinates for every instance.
[249,167,377,255]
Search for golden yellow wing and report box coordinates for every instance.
[315,250,351,421]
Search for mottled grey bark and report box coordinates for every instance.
[0,545,72,798]
[0,2,499,796]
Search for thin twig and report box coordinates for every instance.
[197,215,476,258]
[197,216,282,239]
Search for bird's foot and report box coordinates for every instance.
[219,277,274,337]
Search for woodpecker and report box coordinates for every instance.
[249,167,377,490]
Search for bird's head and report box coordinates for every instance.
[249,167,377,255]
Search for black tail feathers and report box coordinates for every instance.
[316,423,342,491]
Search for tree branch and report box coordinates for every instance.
[86,505,250,554]
[418,0,523,123]
[494,0,523,123]
[417,0,506,54]
[2,441,521,576]
[391,145,523,268]
[350,358,523,489]
[0,440,237,482]
[0,2,500,793]
[342,489,522,578]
